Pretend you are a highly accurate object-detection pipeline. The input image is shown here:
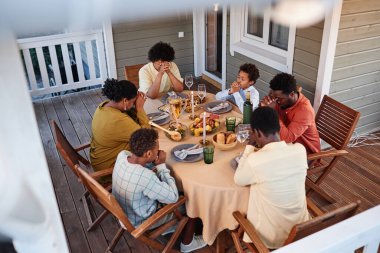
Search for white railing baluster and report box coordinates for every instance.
[96,32,107,79]
[23,49,38,91]
[73,42,85,82]
[85,40,96,80]
[61,43,74,85]
[35,47,50,89]
[48,45,62,86]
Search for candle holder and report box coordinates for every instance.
[199,139,212,147]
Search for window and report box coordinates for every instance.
[230,4,296,72]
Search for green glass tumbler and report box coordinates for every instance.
[225,116,236,132]
[203,146,214,164]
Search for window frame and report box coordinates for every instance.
[230,4,296,73]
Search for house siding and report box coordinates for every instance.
[112,14,194,81]
[330,0,380,135]
[292,21,324,103]
[226,13,323,103]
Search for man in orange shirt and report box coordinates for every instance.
[260,73,320,154]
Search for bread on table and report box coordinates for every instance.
[226,133,236,144]
[216,133,226,144]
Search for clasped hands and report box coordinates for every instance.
[228,81,241,94]
[158,61,171,74]
[260,95,278,109]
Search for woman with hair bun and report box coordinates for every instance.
[90,78,150,175]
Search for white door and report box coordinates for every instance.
[193,5,227,90]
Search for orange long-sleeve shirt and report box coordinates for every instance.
[276,93,321,154]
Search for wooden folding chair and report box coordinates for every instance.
[231,200,360,253]
[306,95,360,203]
[124,63,145,88]
[50,120,111,231]
[75,165,189,253]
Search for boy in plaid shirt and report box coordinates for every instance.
[112,128,206,252]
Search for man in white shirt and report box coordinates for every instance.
[234,107,310,249]
[139,42,184,98]
[215,63,260,113]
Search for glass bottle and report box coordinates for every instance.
[243,91,252,124]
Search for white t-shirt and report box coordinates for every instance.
[138,62,183,95]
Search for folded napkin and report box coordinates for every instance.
[150,113,168,121]
[208,102,229,112]
[174,147,203,160]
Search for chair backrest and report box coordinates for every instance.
[75,165,135,231]
[315,95,360,150]
[50,120,90,175]
[124,64,145,88]
[284,201,360,245]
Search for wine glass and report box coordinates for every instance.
[197,84,206,103]
[185,74,193,91]
[168,95,187,125]
[236,124,250,145]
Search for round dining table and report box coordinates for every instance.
[144,92,250,247]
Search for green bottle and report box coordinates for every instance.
[243,91,252,124]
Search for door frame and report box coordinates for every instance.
[193,5,227,90]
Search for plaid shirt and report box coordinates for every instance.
[112,151,179,227]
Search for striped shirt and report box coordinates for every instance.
[112,151,179,227]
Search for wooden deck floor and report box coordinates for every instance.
[33,87,380,253]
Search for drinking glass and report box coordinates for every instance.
[225,117,236,132]
[185,74,193,91]
[236,124,250,144]
[197,84,206,103]
[203,145,214,164]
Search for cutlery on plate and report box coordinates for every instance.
[174,144,201,160]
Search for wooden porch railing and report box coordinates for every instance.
[17,30,108,97]
[274,205,380,253]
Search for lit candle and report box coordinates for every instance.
[203,112,206,144]
[191,91,194,119]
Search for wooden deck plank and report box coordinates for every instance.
[50,96,110,253]
[35,99,93,253]
[32,88,380,253]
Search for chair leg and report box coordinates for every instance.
[230,230,244,253]
[163,217,189,253]
[81,193,94,227]
[106,227,124,253]
[87,210,109,232]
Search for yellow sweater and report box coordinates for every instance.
[90,101,150,171]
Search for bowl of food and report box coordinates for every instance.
[189,117,220,137]
[165,121,187,141]
[212,131,237,150]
